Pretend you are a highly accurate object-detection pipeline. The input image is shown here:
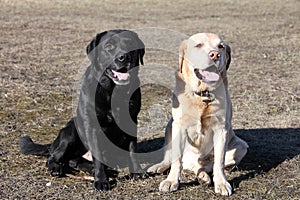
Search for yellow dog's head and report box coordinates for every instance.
[179,33,231,92]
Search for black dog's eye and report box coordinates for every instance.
[105,43,115,50]
[195,43,203,48]
[218,43,225,49]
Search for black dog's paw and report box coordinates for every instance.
[46,157,64,177]
[48,163,64,177]
[130,171,149,179]
[69,158,94,175]
[93,180,110,191]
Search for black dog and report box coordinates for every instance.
[19,30,146,191]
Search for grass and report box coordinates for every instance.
[0,0,299,199]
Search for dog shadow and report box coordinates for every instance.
[231,128,300,187]
[138,128,300,187]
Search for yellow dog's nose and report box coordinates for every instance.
[209,50,220,61]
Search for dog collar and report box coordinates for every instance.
[194,90,215,103]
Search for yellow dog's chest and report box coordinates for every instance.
[173,93,225,147]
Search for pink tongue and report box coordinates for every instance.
[112,70,129,80]
[200,70,219,81]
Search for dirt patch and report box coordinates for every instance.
[1,0,299,199]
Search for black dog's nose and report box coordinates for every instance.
[116,54,130,63]
[118,55,125,62]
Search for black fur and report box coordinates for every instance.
[19,136,50,156]
[19,29,146,191]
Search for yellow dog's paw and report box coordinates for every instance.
[147,162,170,174]
[159,179,179,192]
[214,181,232,196]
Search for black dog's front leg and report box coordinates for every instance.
[93,156,110,191]
[129,141,147,179]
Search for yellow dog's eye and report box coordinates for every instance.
[195,43,203,48]
[218,43,225,49]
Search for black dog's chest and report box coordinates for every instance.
[94,90,139,151]
[95,92,135,123]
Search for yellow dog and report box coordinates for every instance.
[148,33,248,196]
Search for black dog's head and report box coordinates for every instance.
[86,30,145,85]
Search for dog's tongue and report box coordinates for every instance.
[112,70,129,80]
[200,70,219,81]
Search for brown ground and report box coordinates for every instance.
[0,0,299,199]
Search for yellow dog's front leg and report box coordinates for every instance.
[213,127,232,196]
[159,122,186,192]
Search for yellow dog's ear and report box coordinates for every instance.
[179,39,187,73]
[225,43,231,70]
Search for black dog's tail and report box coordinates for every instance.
[19,135,51,156]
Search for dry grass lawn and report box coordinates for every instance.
[0,0,299,199]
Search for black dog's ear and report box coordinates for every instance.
[225,43,231,70]
[86,31,107,63]
[135,35,145,65]
[139,48,145,65]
